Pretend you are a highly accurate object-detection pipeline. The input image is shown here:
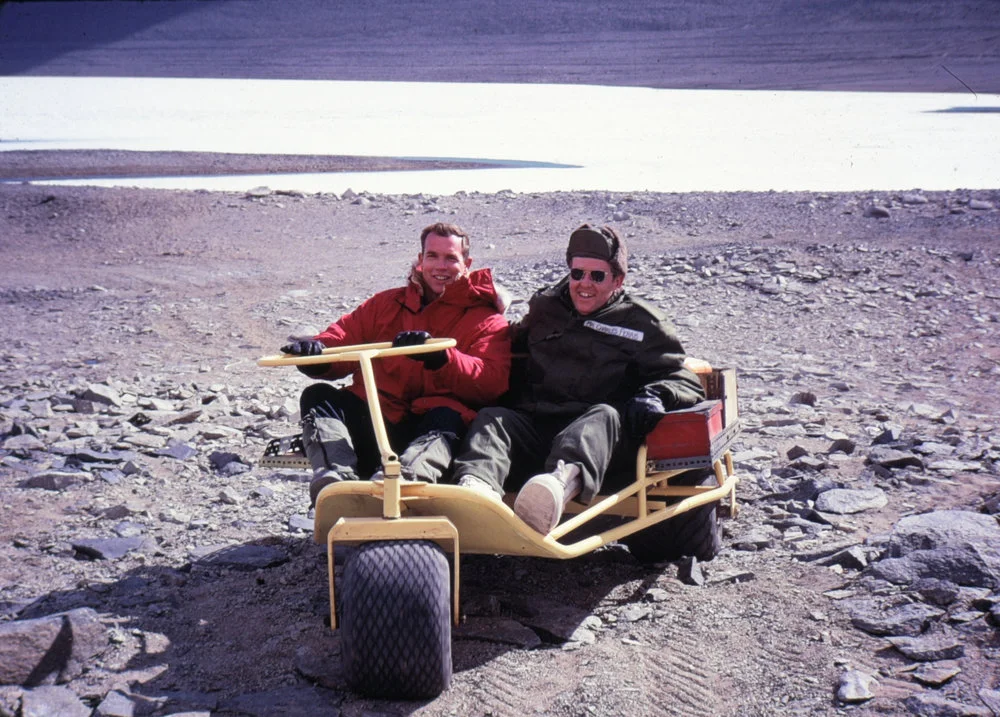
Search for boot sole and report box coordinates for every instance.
[513,475,563,534]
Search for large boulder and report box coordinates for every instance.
[865,511,1000,589]
[0,608,106,686]
[888,511,1000,557]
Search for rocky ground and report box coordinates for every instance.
[1,179,999,716]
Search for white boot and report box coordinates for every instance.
[514,460,583,534]
[457,475,502,501]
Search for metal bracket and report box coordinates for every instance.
[327,516,461,630]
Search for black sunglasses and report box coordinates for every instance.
[570,268,608,283]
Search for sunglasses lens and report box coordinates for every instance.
[570,268,607,282]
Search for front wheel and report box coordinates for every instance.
[340,540,452,699]
[623,467,722,564]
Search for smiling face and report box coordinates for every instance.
[568,256,623,315]
[417,232,472,299]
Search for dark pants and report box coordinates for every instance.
[450,403,633,502]
[299,383,464,482]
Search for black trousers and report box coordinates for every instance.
[451,403,635,502]
[299,383,465,481]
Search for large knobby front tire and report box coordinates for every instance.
[340,540,452,699]
[623,467,722,564]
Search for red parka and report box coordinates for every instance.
[308,268,510,424]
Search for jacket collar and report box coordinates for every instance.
[400,267,504,313]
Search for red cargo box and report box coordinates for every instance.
[646,400,724,461]
[644,366,742,471]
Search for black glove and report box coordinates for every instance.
[280,339,327,378]
[392,330,447,370]
[281,339,325,356]
[623,390,667,440]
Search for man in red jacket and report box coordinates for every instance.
[280,222,510,505]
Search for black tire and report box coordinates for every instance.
[340,540,452,699]
[623,467,722,564]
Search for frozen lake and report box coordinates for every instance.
[2,76,998,195]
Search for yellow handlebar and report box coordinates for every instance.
[258,337,460,517]
[257,338,457,367]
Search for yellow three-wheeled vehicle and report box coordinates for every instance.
[259,339,740,699]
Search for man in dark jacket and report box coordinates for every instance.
[451,224,705,533]
[281,222,510,505]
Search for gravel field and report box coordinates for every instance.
[1,181,999,716]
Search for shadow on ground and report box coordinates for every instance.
[17,533,660,714]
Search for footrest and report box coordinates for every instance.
[261,434,311,469]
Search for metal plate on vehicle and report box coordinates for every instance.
[261,434,311,469]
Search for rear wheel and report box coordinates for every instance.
[623,467,722,564]
[340,540,452,699]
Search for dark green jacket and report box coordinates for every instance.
[510,278,705,418]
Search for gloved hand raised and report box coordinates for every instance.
[392,330,447,370]
[623,389,668,440]
[281,339,326,356]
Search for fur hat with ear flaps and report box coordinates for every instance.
[565,224,628,276]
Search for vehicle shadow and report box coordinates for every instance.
[17,534,339,713]
[15,532,665,714]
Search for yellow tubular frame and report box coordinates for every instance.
[327,516,460,629]
[261,343,740,631]
[316,448,739,628]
